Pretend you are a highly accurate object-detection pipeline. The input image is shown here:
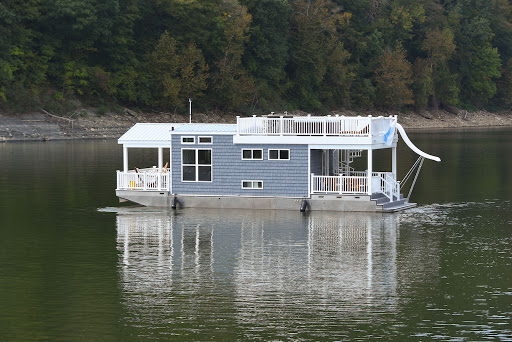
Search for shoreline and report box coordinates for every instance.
[1,109,511,142]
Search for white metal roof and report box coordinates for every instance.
[118,123,236,147]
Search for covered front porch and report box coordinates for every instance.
[309,147,400,202]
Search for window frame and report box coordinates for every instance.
[181,136,195,144]
[241,149,264,160]
[198,136,212,144]
[241,180,264,189]
[181,148,213,182]
[268,149,290,160]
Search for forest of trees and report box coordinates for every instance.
[1,0,512,115]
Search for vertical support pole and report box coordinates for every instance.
[123,146,128,173]
[367,148,373,195]
[280,116,283,136]
[392,146,397,181]
[158,147,163,190]
[169,143,173,192]
[158,147,163,170]
[236,116,240,135]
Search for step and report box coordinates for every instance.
[381,202,417,212]
[382,198,407,209]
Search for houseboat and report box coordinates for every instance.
[116,114,440,212]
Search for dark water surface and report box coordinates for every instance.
[0,130,511,341]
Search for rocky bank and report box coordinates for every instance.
[1,108,511,142]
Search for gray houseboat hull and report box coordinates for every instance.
[116,190,416,212]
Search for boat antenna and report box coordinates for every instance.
[189,98,192,123]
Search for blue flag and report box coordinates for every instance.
[384,121,396,146]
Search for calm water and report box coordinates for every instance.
[0,130,511,341]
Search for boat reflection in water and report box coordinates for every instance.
[115,208,437,338]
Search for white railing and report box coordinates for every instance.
[311,174,368,194]
[373,172,400,201]
[237,116,375,137]
[117,169,170,191]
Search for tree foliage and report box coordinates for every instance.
[1,0,512,114]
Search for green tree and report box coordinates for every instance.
[242,0,290,110]
[422,27,456,108]
[287,0,351,110]
[374,45,414,109]
[210,2,254,111]
[150,32,209,110]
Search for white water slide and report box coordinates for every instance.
[396,123,441,162]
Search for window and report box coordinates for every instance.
[182,149,212,182]
[199,136,212,144]
[242,180,263,189]
[242,149,263,160]
[268,149,290,160]
[182,136,195,144]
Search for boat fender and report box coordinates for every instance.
[300,199,308,212]
[171,196,178,210]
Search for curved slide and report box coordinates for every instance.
[396,123,441,162]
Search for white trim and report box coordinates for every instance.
[181,136,195,144]
[234,135,373,146]
[198,136,213,144]
[181,148,213,182]
[241,148,263,160]
[268,149,290,160]
[241,180,264,189]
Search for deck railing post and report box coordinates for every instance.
[143,172,147,191]
[236,116,240,135]
[280,116,283,136]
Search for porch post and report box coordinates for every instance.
[392,146,397,181]
[367,148,373,195]
[158,147,163,169]
[123,146,128,173]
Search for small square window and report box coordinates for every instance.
[253,149,262,159]
[242,180,263,189]
[242,149,263,160]
[199,136,212,144]
[268,149,290,160]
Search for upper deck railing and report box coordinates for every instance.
[236,115,395,138]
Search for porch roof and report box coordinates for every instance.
[118,123,184,146]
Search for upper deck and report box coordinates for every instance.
[234,115,397,148]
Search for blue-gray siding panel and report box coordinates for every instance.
[171,135,309,197]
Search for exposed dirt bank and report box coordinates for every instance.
[1,108,511,142]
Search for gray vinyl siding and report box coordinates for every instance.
[171,134,309,197]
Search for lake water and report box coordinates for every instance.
[0,130,511,341]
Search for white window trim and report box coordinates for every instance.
[241,180,264,189]
[181,148,213,182]
[241,149,263,160]
[268,149,290,160]
[198,136,213,144]
[181,136,195,144]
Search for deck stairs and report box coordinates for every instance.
[336,149,362,175]
[371,192,416,212]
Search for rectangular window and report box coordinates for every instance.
[182,149,212,182]
[242,180,263,189]
[182,136,195,144]
[268,149,290,160]
[242,149,263,160]
[198,136,212,144]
